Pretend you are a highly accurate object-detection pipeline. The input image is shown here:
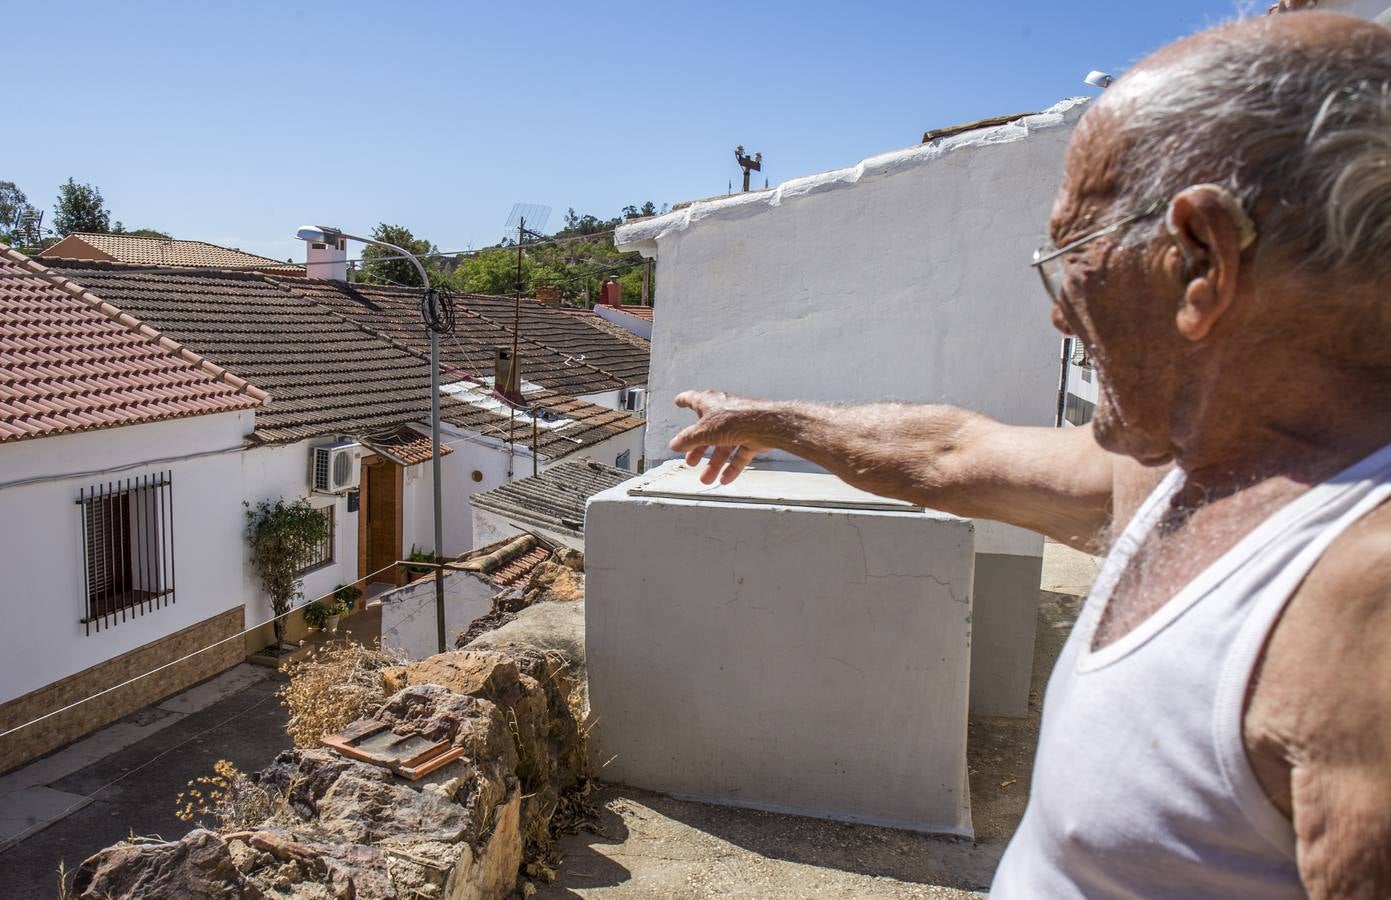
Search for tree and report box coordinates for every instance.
[245,498,331,646]
[0,182,27,233]
[358,223,439,287]
[110,223,172,239]
[53,178,111,235]
[456,246,530,296]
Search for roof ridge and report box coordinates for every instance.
[1,246,271,405]
[458,305,631,388]
[65,232,294,266]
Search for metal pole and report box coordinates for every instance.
[1055,337,1072,428]
[430,328,445,652]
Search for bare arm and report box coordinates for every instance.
[1245,508,1391,898]
[669,390,1133,550]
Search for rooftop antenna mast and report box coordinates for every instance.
[501,203,550,454]
[735,145,763,192]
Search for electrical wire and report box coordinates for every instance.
[0,560,406,742]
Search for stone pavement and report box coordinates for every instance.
[0,664,289,898]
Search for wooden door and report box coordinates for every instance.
[359,457,404,585]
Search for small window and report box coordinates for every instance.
[299,506,335,574]
[79,472,175,633]
[1064,393,1096,427]
[616,449,632,471]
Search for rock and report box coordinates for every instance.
[73,828,266,899]
[555,548,584,572]
[450,789,523,900]
[522,561,584,603]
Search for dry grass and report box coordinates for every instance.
[278,640,405,749]
[173,759,276,831]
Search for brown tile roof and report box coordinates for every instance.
[41,233,303,274]
[0,249,265,443]
[360,425,454,467]
[450,534,555,588]
[470,458,632,538]
[285,280,649,395]
[564,310,651,350]
[35,260,643,458]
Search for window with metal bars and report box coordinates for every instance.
[78,472,175,634]
[298,506,335,574]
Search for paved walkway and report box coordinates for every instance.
[0,664,289,898]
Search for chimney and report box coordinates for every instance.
[600,278,623,307]
[535,284,561,306]
[494,347,524,404]
[306,234,348,280]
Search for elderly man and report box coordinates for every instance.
[669,11,1391,899]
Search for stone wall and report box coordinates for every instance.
[0,606,245,774]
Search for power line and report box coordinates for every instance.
[0,560,406,742]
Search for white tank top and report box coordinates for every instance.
[991,442,1391,899]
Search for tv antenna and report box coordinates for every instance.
[501,203,551,446]
[735,145,763,192]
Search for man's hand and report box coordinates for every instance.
[669,390,777,485]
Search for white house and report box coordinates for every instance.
[615,99,1088,716]
[471,458,634,551]
[0,247,266,773]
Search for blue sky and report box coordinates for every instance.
[8,1,1255,261]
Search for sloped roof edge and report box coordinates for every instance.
[2,246,271,405]
[615,97,1089,253]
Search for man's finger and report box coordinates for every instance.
[720,446,758,484]
[702,446,735,484]
[685,446,708,467]
[670,423,709,453]
[674,391,701,411]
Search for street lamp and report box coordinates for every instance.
[295,225,449,653]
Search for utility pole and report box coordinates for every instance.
[735,145,763,192]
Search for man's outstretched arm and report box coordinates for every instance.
[669,390,1136,551]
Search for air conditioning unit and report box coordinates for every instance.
[623,388,647,412]
[310,441,360,494]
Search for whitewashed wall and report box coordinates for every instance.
[239,440,362,616]
[472,508,581,552]
[617,99,1086,556]
[1320,0,1390,19]
[593,306,653,341]
[0,410,253,704]
[377,570,495,658]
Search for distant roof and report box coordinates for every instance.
[39,260,643,456]
[613,305,653,322]
[0,248,264,444]
[563,309,651,350]
[285,280,649,395]
[451,533,555,588]
[471,458,632,537]
[41,233,303,274]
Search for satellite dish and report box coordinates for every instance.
[1084,70,1114,89]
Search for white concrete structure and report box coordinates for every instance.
[0,410,254,705]
[1321,0,1391,21]
[586,462,976,835]
[377,570,496,658]
[593,305,654,341]
[616,100,1087,716]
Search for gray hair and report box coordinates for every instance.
[1106,19,1391,283]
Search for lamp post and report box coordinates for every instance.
[295,226,449,653]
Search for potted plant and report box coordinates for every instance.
[302,600,331,632]
[404,546,435,582]
[333,583,362,612]
[245,498,331,650]
[325,598,349,634]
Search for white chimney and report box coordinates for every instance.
[306,234,348,280]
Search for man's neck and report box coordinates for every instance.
[1176,369,1391,501]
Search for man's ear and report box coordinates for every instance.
[1164,184,1255,341]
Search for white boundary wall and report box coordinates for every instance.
[0,411,253,704]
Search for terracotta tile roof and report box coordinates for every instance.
[36,260,643,457]
[0,249,265,443]
[450,534,555,588]
[470,458,632,537]
[284,280,649,395]
[613,305,654,322]
[360,425,454,467]
[41,233,303,274]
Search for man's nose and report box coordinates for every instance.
[1051,302,1075,336]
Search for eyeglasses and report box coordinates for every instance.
[1030,201,1165,303]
